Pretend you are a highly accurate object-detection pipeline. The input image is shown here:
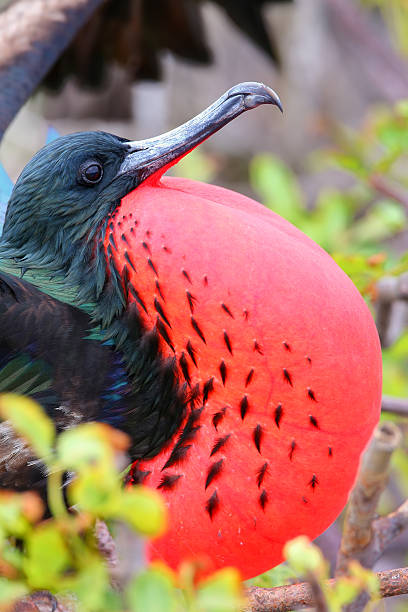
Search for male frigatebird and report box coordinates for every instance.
[0,82,381,579]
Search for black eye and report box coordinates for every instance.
[78,160,103,185]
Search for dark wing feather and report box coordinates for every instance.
[0,271,113,490]
[43,0,291,91]
[0,271,187,491]
[214,0,286,63]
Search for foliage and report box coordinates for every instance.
[0,394,384,611]
[0,394,244,611]
[284,537,379,612]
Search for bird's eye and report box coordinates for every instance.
[78,160,103,185]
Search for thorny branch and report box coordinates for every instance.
[0,0,105,139]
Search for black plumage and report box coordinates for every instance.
[0,82,282,495]
[44,0,292,91]
[0,271,187,490]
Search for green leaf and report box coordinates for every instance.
[247,562,297,588]
[68,466,122,516]
[305,190,351,250]
[250,154,304,224]
[117,487,167,536]
[64,557,115,612]
[327,577,361,609]
[0,578,28,605]
[284,536,327,578]
[126,567,177,612]
[325,152,367,177]
[196,568,243,612]
[0,494,33,537]
[377,122,408,153]
[0,394,55,460]
[57,423,115,470]
[24,524,71,589]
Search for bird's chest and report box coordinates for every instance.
[103,179,381,578]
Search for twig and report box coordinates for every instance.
[376,274,408,304]
[335,421,402,612]
[336,421,402,575]
[97,520,146,589]
[306,573,328,612]
[382,395,408,417]
[375,273,408,347]
[368,499,408,566]
[0,0,105,140]
[95,519,120,588]
[246,566,408,612]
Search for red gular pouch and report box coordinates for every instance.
[104,83,382,580]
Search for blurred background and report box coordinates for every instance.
[1,0,408,608]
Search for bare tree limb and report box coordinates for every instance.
[246,566,408,612]
[382,395,408,417]
[0,0,106,140]
[336,422,402,576]
[334,421,403,612]
[375,273,408,347]
[376,274,408,304]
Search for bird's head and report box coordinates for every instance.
[1,82,282,278]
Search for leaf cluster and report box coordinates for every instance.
[0,394,243,611]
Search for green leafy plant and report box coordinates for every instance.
[0,394,244,611]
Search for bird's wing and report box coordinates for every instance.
[44,0,291,92]
[0,269,114,489]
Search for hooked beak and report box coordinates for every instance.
[118,82,282,183]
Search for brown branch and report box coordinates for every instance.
[336,421,402,575]
[369,499,408,565]
[382,395,408,417]
[95,519,120,588]
[0,0,106,140]
[246,566,408,612]
[376,273,408,304]
[375,273,408,347]
[306,574,328,612]
[333,421,403,612]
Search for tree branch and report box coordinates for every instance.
[333,421,403,612]
[375,273,408,347]
[336,421,402,575]
[382,395,408,417]
[246,566,408,612]
[0,0,106,140]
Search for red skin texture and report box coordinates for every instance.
[106,175,382,580]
